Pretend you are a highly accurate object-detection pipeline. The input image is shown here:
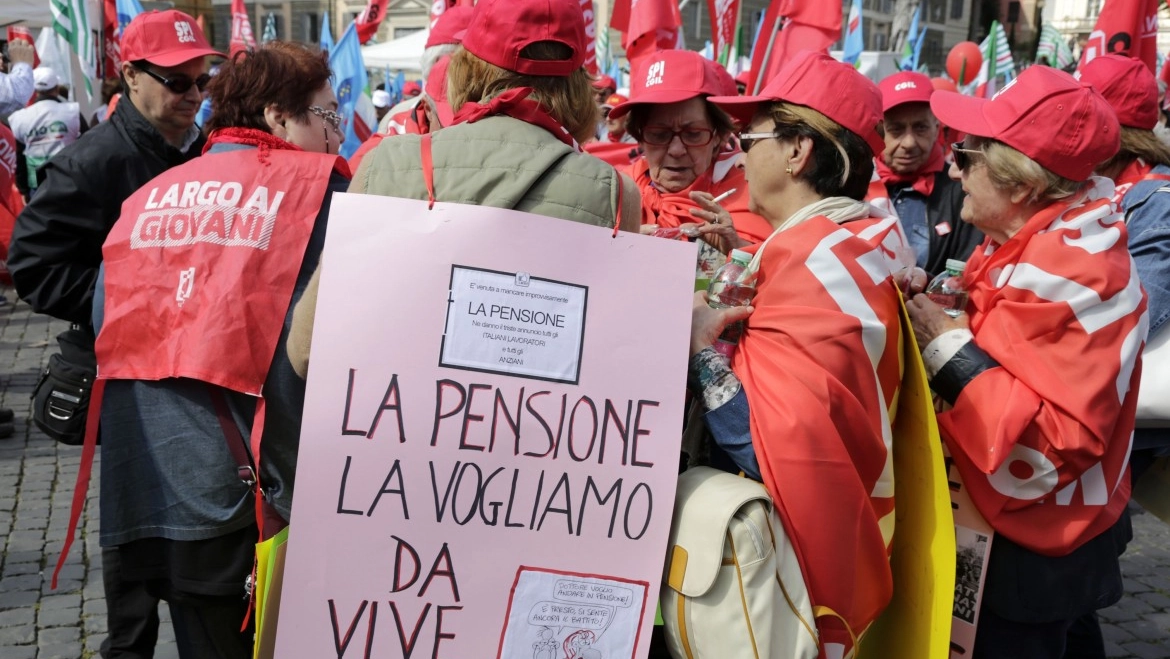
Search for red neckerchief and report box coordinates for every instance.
[631,157,713,230]
[606,129,625,143]
[204,127,351,179]
[453,88,579,150]
[1112,158,1154,204]
[875,141,945,197]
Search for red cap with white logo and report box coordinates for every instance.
[930,65,1119,181]
[608,50,729,120]
[878,71,934,112]
[120,10,222,68]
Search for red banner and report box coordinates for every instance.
[1078,0,1160,72]
[429,0,457,27]
[6,26,40,69]
[356,0,387,44]
[706,0,741,63]
[581,0,598,75]
[610,0,680,64]
[230,0,257,57]
[747,0,840,93]
[102,0,119,77]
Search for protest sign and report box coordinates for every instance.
[274,194,696,659]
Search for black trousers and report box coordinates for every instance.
[974,608,1105,659]
[101,546,161,659]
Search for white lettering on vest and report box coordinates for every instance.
[130,180,285,250]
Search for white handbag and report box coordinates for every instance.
[660,467,820,659]
[1137,324,1170,427]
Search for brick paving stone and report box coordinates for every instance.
[0,646,37,659]
[1120,641,1170,659]
[37,606,82,628]
[0,608,34,628]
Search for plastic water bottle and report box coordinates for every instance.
[925,259,968,318]
[707,249,756,363]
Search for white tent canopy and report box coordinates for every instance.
[360,29,428,72]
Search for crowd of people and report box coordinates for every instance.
[0,0,1167,657]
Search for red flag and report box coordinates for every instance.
[230,0,257,57]
[6,27,40,69]
[1078,0,1160,72]
[356,0,387,44]
[581,0,598,75]
[101,0,119,76]
[429,0,458,27]
[706,0,741,63]
[747,0,841,93]
[610,0,680,65]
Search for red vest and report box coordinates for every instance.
[98,148,339,392]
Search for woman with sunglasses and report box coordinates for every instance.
[607,49,772,256]
[669,51,911,658]
[90,41,350,658]
[908,66,1144,658]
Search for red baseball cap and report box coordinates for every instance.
[461,0,585,77]
[878,71,934,112]
[1076,54,1159,130]
[603,93,628,109]
[593,74,617,91]
[403,81,422,97]
[425,56,455,126]
[931,66,1119,181]
[425,6,474,49]
[709,50,885,156]
[120,10,222,67]
[608,50,729,120]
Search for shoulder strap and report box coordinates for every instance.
[421,133,436,209]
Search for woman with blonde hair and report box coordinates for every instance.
[680,51,911,657]
[909,65,1143,657]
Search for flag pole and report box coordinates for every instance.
[752,15,782,95]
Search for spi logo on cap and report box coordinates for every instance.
[646,61,665,87]
[894,81,917,91]
[175,20,196,43]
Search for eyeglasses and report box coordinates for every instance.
[738,131,778,153]
[641,125,716,147]
[951,142,985,172]
[309,106,342,132]
[136,65,210,95]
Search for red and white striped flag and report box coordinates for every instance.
[707,0,741,64]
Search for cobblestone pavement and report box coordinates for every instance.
[0,296,1168,658]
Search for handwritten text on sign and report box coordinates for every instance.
[273,195,694,659]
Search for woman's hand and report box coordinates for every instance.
[691,291,753,356]
[906,294,969,348]
[688,191,748,254]
[895,267,929,296]
[639,223,659,235]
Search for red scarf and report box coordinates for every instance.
[453,88,579,150]
[631,158,773,243]
[875,141,945,197]
[1111,158,1154,204]
[205,127,352,178]
[939,180,1145,555]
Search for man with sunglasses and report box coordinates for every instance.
[870,72,982,278]
[8,10,221,659]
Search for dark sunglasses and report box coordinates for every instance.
[738,131,778,153]
[137,65,210,95]
[951,142,984,172]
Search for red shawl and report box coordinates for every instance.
[938,179,1146,555]
[734,215,904,655]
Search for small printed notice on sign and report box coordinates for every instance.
[441,266,587,384]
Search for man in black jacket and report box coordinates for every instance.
[8,10,221,658]
[874,71,983,277]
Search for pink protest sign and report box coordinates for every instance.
[274,194,697,658]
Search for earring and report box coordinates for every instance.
[785,166,793,174]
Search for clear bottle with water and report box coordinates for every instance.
[707,249,756,363]
[925,259,968,318]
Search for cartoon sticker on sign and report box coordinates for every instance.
[498,568,648,659]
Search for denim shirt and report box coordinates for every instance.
[1124,163,1170,451]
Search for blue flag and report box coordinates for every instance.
[842,0,863,65]
[320,12,334,54]
[115,0,144,35]
[900,3,921,71]
[329,22,370,158]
